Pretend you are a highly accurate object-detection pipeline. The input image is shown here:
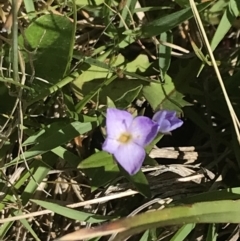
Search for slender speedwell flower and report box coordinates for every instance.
[152,110,183,133]
[102,108,159,175]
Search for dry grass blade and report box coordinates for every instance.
[2,0,23,32]
[189,0,240,144]
[0,190,138,224]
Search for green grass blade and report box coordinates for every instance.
[23,0,36,20]
[57,199,240,240]
[31,199,112,223]
[8,121,96,167]
[139,2,211,38]
[211,0,240,51]
[170,223,195,241]
[16,212,41,241]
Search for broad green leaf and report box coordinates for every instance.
[161,91,191,113]
[142,75,175,111]
[74,75,118,113]
[59,199,240,240]
[31,199,111,223]
[51,146,80,167]
[18,14,74,84]
[23,120,71,146]
[78,151,115,169]
[115,85,143,108]
[146,133,164,154]
[107,96,116,108]
[89,164,119,191]
[72,54,151,108]
[27,71,79,106]
[173,58,203,96]
[79,151,119,189]
[121,168,151,198]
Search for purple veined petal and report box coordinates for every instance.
[152,110,168,124]
[156,119,171,133]
[165,110,177,119]
[102,137,120,154]
[167,118,183,132]
[153,110,183,133]
[105,108,133,139]
[113,142,146,175]
[129,116,159,146]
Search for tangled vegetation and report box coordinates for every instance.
[0,0,240,240]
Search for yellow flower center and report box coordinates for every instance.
[118,133,132,144]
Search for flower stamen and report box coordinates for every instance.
[118,133,132,144]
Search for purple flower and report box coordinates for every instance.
[102,108,159,175]
[152,110,183,133]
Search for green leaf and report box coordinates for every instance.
[79,151,119,189]
[0,222,12,239]
[206,224,217,241]
[118,0,138,28]
[31,199,111,223]
[181,187,240,204]
[140,230,150,241]
[107,96,116,108]
[161,91,191,113]
[79,151,115,169]
[115,85,143,108]
[142,75,175,111]
[63,199,240,240]
[159,32,172,74]
[23,0,36,20]
[75,0,104,5]
[211,0,240,51]
[121,167,151,198]
[51,146,80,167]
[10,121,96,165]
[19,14,74,84]
[23,120,71,146]
[170,223,195,241]
[140,2,211,37]
[72,54,151,108]
[21,152,57,205]
[15,210,40,241]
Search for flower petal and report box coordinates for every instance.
[105,108,133,139]
[152,110,167,124]
[102,138,120,154]
[165,110,177,119]
[130,116,159,146]
[168,118,183,132]
[157,120,172,133]
[114,142,145,175]
[153,110,183,133]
